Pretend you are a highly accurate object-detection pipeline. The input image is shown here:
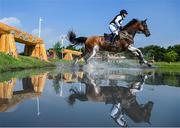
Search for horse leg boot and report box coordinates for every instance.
[87,45,99,63]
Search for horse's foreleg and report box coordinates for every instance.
[128,45,151,67]
[87,45,99,63]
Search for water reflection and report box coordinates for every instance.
[67,70,154,127]
[146,71,180,86]
[0,73,47,112]
[0,78,16,100]
[0,66,180,127]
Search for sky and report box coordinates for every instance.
[0,0,180,52]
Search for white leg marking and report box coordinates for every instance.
[128,45,147,64]
[87,45,99,62]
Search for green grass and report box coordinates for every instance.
[154,62,180,72]
[0,68,55,82]
[0,52,55,73]
[48,58,71,63]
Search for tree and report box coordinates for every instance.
[168,44,180,61]
[66,44,77,51]
[164,50,178,63]
[53,41,62,53]
[139,45,165,61]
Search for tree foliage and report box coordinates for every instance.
[164,50,178,63]
[51,42,180,62]
[53,41,62,53]
[139,44,180,62]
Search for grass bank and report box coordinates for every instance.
[0,52,55,73]
[0,68,56,82]
[154,62,180,72]
[48,58,71,63]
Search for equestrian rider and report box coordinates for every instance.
[109,9,128,44]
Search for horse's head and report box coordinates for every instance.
[137,19,151,37]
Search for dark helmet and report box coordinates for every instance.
[120,9,128,15]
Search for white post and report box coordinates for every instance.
[38,17,43,38]
[36,17,43,116]
[37,97,40,116]
[60,35,66,59]
[60,70,63,97]
[61,37,64,59]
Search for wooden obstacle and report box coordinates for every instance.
[0,22,47,61]
[0,78,16,99]
[62,49,83,61]
[0,73,47,112]
[63,71,84,83]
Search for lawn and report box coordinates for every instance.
[0,52,55,73]
[154,62,180,72]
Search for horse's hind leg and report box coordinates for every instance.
[86,45,99,63]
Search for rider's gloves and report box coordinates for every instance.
[119,26,123,30]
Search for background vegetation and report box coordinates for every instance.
[51,41,180,63]
[139,44,180,63]
[0,52,54,73]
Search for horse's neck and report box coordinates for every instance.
[125,27,137,38]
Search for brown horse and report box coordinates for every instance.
[68,72,153,126]
[67,19,151,67]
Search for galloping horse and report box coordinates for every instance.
[68,72,153,126]
[67,19,151,67]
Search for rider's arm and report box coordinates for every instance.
[115,15,123,28]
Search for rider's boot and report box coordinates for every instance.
[111,34,118,46]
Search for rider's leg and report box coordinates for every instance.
[112,34,118,44]
[109,24,119,43]
[110,103,121,118]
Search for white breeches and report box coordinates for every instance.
[109,24,119,35]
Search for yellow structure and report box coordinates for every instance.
[0,22,47,61]
[63,71,84,83]
[0,78,16,99]
[62,49,83,61]
[0,73,47,112]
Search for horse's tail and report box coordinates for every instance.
[67,31,87,46]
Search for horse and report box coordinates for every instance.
[67,18,151,67]
[67,72,153,126]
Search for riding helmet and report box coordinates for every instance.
[120,9,128,15]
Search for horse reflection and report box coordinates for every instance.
[68,73,153,127]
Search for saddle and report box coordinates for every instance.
[104,33,113,42]
[104,31,133,44]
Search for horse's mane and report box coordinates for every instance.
[123,19,139,30]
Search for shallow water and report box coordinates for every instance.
[0,63,180,127]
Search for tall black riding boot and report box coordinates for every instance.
[111,34,117,46]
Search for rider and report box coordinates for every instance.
[109,9,128,45]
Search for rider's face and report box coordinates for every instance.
[123,13,127,18]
